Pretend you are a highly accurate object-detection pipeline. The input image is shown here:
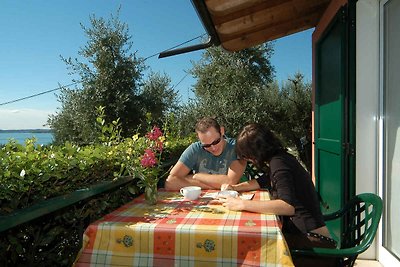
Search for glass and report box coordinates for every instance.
[201,136,221,149]
[383,0,400,259]
[144,180,158,205]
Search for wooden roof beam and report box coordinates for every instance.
[221,11,323,51]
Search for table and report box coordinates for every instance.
[74,190,294,267]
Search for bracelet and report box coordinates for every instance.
[307,232,337,245]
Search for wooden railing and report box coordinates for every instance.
[0,176,135,233]
[0,158,177,233]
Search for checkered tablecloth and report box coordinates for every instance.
[74,190,294,267]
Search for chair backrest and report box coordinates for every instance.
[290,193,382,267]
[339,193,382,253]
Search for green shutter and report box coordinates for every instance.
[314,2,356,241]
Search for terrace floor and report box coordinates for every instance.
[355,260,383,267]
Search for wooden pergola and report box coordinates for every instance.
[159,0,331,57]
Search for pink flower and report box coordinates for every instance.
[146,126,163,141]
[141,149,157,168]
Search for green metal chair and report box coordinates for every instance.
[290,193,383,267]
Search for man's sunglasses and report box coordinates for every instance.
[201,137,222,149]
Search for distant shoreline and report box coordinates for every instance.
[0,129,53,133]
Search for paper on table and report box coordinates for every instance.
[202,192,219,198]
[239,193,254,200]
[202,192,254,200]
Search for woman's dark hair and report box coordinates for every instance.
[236,123,285,170]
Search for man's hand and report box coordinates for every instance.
[220,183,234,191]
[165,161,215,190]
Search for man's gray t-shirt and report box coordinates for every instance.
[179,137,238,174]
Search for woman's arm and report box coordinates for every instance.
[220,197,295,216]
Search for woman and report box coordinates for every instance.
[219,123,337,266]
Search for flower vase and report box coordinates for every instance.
[144,181,158,205]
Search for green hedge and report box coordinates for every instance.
[0,132,194,266]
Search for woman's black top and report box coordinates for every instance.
[256,151,325,233]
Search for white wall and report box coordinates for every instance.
[355,0,380,259]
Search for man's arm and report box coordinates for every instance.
[164,161,212,190]
[192,159,246,189]
[221,178,261,192]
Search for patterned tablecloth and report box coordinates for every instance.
[74,189,294,267]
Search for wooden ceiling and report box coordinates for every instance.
[194,0,331,52]
[158,0,331,58]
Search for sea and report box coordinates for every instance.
[0,131,54,145]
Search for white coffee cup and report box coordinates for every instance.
[180,186,202,200]
[218,190,239,198]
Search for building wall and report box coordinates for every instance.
[356,0,380,260]
[357,2,400,266]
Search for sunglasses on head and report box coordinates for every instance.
[201,137,222,149]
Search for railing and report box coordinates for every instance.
[0,158,177,233]
[0,176,135,233]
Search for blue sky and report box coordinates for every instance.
[0,1,313,129]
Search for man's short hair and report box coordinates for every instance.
[195,117,221,134]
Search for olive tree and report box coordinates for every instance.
[178,44,276,137]
[48,10,178,144]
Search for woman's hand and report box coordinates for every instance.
[218,195,245,211]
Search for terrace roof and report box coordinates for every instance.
[159,0,331,58]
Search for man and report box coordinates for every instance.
[164,117,246,190]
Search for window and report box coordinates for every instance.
[381,0,400,262]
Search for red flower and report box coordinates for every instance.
[146,126,163,141]
[141,149,157,168]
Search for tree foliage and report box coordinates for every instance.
[139,72,180,129]
[178,44,276,137]
[269,73,312,171]
[48,9,177,145]
[177,45,312,169]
